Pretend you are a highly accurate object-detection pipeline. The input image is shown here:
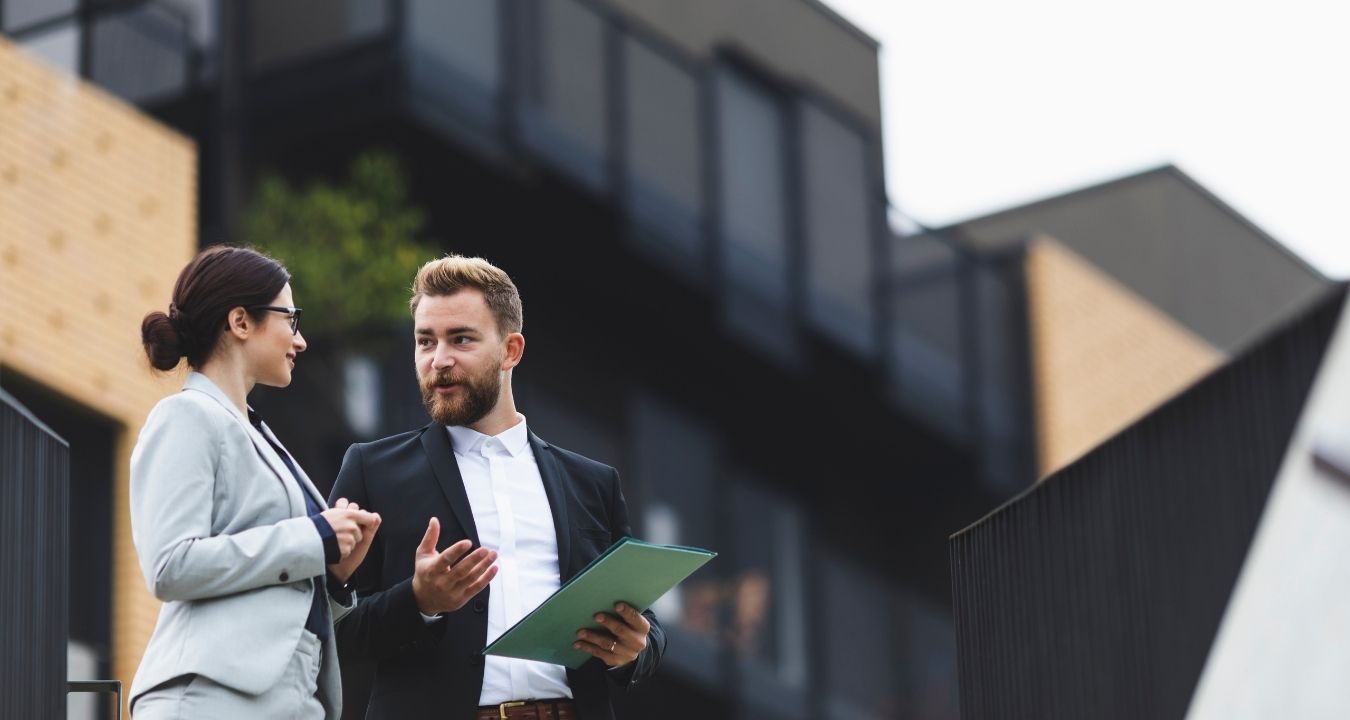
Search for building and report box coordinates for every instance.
[3,2,974,718]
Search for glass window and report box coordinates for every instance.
[16,20,79,74]
[622,37,703,272]
[730,479,808,718]
[403,0,500,127]
[516,0,608,191]
[896,594,960,720]
[89,3,193,104]
[3,0,76,33]
[246,0,390,72]
[631,393,722,684]
[800,101,876,356]
[972,258,1036,493]
[821,555,900,720]
[715,68,795,361]
[889,232,969,440]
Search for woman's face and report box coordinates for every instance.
[248,283,307,388]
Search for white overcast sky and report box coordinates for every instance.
[824,0,1350,278]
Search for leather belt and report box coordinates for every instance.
[476,698,576,720]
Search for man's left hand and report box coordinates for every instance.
[574,602,650,668]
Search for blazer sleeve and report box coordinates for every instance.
[130,397,327,603]
[331,443,444,662]
[603,466,667,688]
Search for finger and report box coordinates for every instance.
[347,501,360,511]
[592,613,642,648]
[614,603,651,633]
[572,634,622,663]
[448,548,496,582]
[460,563,497,597]
[417,517,440,556]
[334,497,349,510]
[435,539,476,568]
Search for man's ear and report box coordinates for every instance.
[503,332,525,370]
[226,307,251,339]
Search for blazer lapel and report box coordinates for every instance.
[182,373,304,517]
[529,432,574,581]
[420,424,481,546]
[257,420,327,510]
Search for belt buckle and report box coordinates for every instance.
[499,700,527,720]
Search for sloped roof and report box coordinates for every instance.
[940,166,1330,352]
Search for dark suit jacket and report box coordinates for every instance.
[330,423,664,720]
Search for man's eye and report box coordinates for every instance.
[417,338,433,347]
[454,336,473,345]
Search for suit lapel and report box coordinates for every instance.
[529,432,574,581]
[181,373,305,517]
[421,424,481,546]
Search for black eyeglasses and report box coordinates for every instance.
[247,305,303,335]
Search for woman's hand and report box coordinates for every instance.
[323,499,381,584]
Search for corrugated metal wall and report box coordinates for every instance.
[949,286,1346,720]
[1,388,69,719]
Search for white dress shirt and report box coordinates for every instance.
[445,414,572,704]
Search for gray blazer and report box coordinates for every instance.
[129,372,351,717]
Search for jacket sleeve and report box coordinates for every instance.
[603,466,666,688]
[331,443,444,662]
[130,397,327,603]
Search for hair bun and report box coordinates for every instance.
[141,311,185,371]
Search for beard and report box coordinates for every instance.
[419,360,502,427]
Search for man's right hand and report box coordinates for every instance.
[411,517,498,616]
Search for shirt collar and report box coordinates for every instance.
[444,413,530,458]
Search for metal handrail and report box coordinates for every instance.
[68,680,123,720]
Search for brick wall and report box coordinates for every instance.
[1025,237,1224,476]
[0,37,196,709]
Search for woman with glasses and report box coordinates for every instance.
[129,245,380,719]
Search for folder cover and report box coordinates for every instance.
[482,537,716,668]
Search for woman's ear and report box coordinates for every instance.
[226,307,251,339]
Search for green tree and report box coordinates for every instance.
[243,151,435,348]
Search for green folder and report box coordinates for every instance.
[482,537,716,669]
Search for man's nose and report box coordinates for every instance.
[431,343,454,369]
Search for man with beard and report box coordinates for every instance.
[329,255,664,720]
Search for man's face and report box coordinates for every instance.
[414,289,507,427]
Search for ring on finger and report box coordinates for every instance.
[609,640,617,653]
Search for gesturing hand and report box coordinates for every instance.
[411,517,498,616]
[573,602,651,669]
[325,498,381,584]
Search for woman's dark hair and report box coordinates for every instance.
[141,245,290,371]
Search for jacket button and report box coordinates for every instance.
[473,599,486,613]
[279,571,290,582]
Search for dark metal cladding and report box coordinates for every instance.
[0,388,70,720]
[949,285,1347,720]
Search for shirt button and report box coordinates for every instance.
[279,571,290,582]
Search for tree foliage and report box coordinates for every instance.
[243,151,435,347]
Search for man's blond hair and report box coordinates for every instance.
[409,255,523,335]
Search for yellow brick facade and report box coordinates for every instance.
[0,37,196,710]
[1025,237,1225,477]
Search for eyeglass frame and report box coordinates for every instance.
[246,305,303,335]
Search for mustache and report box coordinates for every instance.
[422,371,468,388]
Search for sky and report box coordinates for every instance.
[823,0,1350,278]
